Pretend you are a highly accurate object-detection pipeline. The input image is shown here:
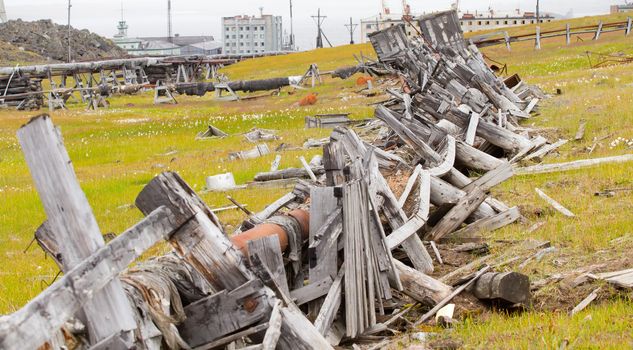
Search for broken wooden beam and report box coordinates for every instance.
[535,188,575,218]
[515,154,633,175]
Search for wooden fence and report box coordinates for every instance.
[471,18,633,50]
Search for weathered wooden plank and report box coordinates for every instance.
[427,187,488,241]
[515,154,633,175]
[291,277,334,306]
[366,155,435,274]
[308,187,339,316]
[465,113,480,145]
[192,323,270,350]
[262,300,283,350]
[535,188,575,218]
[277,306,334,350]
[248,235,290,296]
[451,206,521,238]
[314,268,344,336]
[178,279,272,348]
[570,288,601,316]
[524,139,568,162]
[136,172,253,291]
[0,207,183,350]
[386,171,431,249]
[17,115,136,344]
[323,141,346,186]
[299,156,318,182]
[462,161,514,193]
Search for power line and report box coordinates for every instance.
[344,17,358,45]
[311,8,326,48]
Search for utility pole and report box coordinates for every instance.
[67,0,72,63]
[311,8,326,48]
[167,0,173,43]
[289,0,295,50]
[536,0,540,24]
[344,17,358,45]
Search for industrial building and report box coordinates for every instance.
[611,2,633,14]
[221,12,283,55]
[361,1,558,43]
[111,20,222,57]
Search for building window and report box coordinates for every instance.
[485,21,490,25]
[468,21,473,25]
[478,21,482,25]
[240,34,244,39]
[246,26,250,30]
[496,21,500,25]
[240,42,244,46]
[226,35,229,39]
[261,26,265,30]
[513,20,517,24]
[254,42,258,46]
[239,26,243,31]
[225,27,229,31]
[521,20,525,24]
[261,42,265,47]
[504,21,508,24]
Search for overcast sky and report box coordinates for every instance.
[4,0,612,50]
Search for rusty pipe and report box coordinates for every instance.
[231,209,310,257]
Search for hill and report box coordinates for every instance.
[0,19,126,62]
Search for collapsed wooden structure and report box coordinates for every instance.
[7,9,626,350]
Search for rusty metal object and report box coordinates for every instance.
[231,209,310,257]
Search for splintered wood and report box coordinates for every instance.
[0,9,583,350]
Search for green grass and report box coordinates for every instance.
[1,13,633,348]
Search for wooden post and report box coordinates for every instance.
[535,26,541,50]
[504,31,511,51]
[566,24,571,45]
[17,115,137,345]
[626,17,632,36]
[136,172,254,291]
[594,21,603,41]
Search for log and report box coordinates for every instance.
[17,115,136,345]
[473,272,531,305]
[426,187,488,241]
[515,154,633,175]
[255,167,326,182]
[451,206,521,238]
[393,260,452,306]
[535,188,575,218]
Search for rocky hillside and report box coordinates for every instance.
[0,19,126,62]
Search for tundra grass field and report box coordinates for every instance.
[1,14,632,349]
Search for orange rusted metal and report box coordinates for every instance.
[230,209,310,257]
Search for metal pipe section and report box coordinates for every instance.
[231,209,310,257]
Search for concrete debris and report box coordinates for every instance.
[244,128,279,143]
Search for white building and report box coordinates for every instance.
[0,0,6,23]
[222,13,283,55]
[611,3,633,14]
[361,9,557,43]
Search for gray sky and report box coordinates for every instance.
[4,0,611,50]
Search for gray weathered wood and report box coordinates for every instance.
[414,265,491,326]
[462,161,514,193]
[426,187,488,241]
[393,260,452,306]
[516,154,633,175]
[277,306,334,350]
[451,206,521,238]
[465,113,480,145]
[178,279,272,348]
[314,267,344,336]
[569,288,601,316]
[192,323,270,350]
[291,277,334,306]
[262,300,283,350]
[248,235,290,296]
[136,172,254,291]
[386,171,431,249]
[17,115,136,345]
[535,188,575,218]
[299,156,318,182]
[323,141,347,186]
[0,206,184,350]
[309,187,339,316]
[524,139,568,162]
